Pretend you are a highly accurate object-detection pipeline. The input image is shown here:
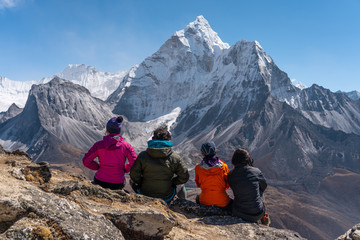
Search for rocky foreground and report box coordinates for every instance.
[0,147,306,240]
[337,224,360,240]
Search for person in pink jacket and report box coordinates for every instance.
[82,116,137,190]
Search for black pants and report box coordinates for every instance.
[176,184,187,199]
[196,195,233,211]
[93,177,125,190]
[232,207,265,223]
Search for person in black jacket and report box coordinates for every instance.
[227,148,269,224]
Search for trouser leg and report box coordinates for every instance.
[196,195,200,204]
[176,184,187,199]
[130,179,140,193]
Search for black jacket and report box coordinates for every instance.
[228,165,267,218]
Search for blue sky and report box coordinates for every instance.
[0,0,359,92]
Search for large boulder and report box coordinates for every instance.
[47,180,177,239]
[337,224,360,240]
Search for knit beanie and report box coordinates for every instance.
[106,116,123,134]
[201,141,216,157]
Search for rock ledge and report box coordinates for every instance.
[0,149,306,240]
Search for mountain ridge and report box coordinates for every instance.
[0,64,128,112]
[0,103,22,124]
[0,77,113,163]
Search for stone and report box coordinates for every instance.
[8,168,25,181]
[0,145,5,154]
[45,179,178,239]
[0,200,27,233]
[105,210,176,239]
[337,224,360,240]
[31,226,52,239]
[11,150,31,159]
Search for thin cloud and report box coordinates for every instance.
[0,0,20,9]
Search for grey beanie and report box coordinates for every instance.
[201,141,216,156]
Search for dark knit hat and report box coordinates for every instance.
[201,141,216,157]
[106,116,123,134]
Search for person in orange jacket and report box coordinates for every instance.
[195,141,232,208]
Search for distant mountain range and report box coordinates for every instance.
[0,77,37,112]
[337,90,360,100]
[0,64,127,112]
[0,103,22,124]
[1,15,359,240]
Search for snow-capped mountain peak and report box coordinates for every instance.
[61,64,98,76]
[291,79,307,90]
[0,103,22,124]
[174,15,229,56]
[43,64,128,101]
[0,76,38,112]
[0,64,128,111]
[254,40,273,64]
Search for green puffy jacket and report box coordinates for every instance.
[130,147,189,200]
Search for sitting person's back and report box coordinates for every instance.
[195,142,231,208]
[82,116,137,190]
[227,148,268,223]
[130,125,189,202]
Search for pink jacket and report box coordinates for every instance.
[82,134,137,184]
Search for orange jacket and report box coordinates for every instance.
[195,160,231,207]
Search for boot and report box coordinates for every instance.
[261,213,271,226]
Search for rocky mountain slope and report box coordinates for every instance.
[0,148,305,240]
[295,85,360,135]
[337,223,360,240]
[337,90,360,101]
[0,104,22,124]
[0,77,113,164]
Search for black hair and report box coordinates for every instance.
[231,148,254,166]
[152,125,171,140]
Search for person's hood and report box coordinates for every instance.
[102,134,124,150]
[147,140,173,148]
[146,147,173,159]
[198,160,224,173]
[202,156,220,167]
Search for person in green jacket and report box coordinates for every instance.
[130,125,189,203]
